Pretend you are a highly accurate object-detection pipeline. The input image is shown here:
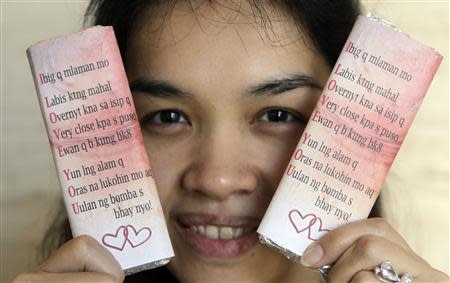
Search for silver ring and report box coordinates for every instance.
[374,260,414,283]
[317,264,332,277]
[317,264,332,282]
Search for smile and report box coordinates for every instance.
[174,213,260,257]
[189,225,252,240]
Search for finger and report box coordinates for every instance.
[327,235,422,283]
[300,217,418,268]
[37,235,124,282]
[13,271,121,283]
[349,270,378,283]
[349,270,449,283]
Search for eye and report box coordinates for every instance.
[141,109,189,125]
[257,108,307,124]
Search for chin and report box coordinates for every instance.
[168,244,275,283]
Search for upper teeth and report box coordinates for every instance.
[191,225,246,240]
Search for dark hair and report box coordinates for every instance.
[42,0,374,281]
[83,0,361,68]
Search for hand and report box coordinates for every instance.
[300,217,450,283]
[12,235,125,283]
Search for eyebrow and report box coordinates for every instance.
[247,74,322,96]
[129,74,322,98]
[129,78,190,98]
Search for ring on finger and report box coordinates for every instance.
[374,260,414,283]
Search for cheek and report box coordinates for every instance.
[143,136,185,207]
[250,126,305,186]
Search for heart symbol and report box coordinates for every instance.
[307,216,330,241]
[288,209,316,234]
[125,224,152,248]
[102,225,127,251]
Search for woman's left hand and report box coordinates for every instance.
[300,217,450,283]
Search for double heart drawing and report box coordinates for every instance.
[288,209,330,241]
[102,224,152,251]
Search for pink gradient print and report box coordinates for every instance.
[27,26,173,272]
[258,15,443,257]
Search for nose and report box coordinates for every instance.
[181,126,259,201]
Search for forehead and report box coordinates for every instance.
[126,1,329,87]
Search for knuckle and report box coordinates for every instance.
[354,235,380,258]
[74,237,91,256]
[76,234,98,246]
[61,235,97,261]
[369,217,391,231]
[72,235,97,255]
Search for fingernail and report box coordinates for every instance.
[301,243,324,267]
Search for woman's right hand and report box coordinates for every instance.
[12,235,125,283]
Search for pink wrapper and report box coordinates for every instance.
[27,26,174,274]
[257,15,443,260]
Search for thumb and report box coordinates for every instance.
[37,235,124,282]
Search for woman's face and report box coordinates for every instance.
[126,2,329,282]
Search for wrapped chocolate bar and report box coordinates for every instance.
[27,26,174,274]
[257,15,443,260]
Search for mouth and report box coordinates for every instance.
[173,213,260,258]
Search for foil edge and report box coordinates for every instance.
[124,257,171,276]
[258,234,301,262]
[366,12,400,32]
[364,12,441,56]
